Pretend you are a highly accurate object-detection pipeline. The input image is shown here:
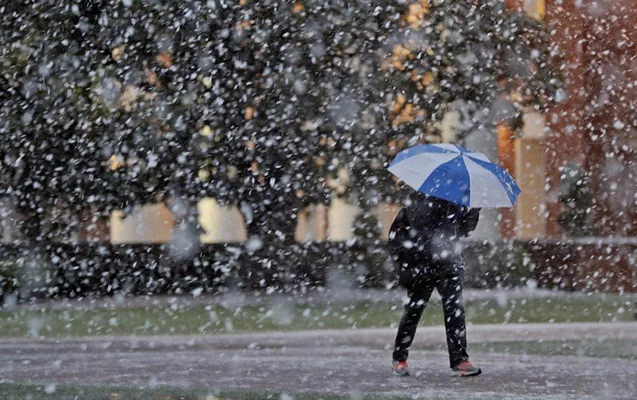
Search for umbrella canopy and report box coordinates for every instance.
[388,143,521,208]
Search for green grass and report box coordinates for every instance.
[0,383,346,400]
[0,383,520,400]
[0,294,635,338]
[471,338,637,360]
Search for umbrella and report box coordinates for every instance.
[387,143,521,208]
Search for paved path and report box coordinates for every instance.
[1,322,636,399]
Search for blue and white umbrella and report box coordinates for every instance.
[388,143,521,208]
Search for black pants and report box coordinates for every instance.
[392,263,469,368]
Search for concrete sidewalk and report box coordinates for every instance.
[1,322,635,399]
[2,321,635,349]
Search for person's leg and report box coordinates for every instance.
[392,280,435,362]
[435,265,469,368]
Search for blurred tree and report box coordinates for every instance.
[0,1,122,243]
[222,0,387,243]
[341,0,565,207]
[1,0,378,247]
[1,0,564,250]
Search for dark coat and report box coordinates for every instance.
[388,194,480,286]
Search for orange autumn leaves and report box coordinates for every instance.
[406,0,431,29]
[109,43,170,105]
[111,44,173,70]
[155,52,173,68]
[390,94,426,128]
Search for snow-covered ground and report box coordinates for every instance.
[1,322,635,399]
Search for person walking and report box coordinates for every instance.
[388,192,482,377]
[385,143,521,377]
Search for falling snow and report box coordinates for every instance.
[1,1,636,399]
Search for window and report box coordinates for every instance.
[524,0,545,20]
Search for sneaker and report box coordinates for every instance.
[452,360,482,377]
[392,360,410,376]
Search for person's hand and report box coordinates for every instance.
[459,208,480,236]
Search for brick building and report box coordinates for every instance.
[501,0,637,239]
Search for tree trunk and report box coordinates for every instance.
[169,197,201,261]
[0,198,19,244]
[240,198,298,245]
[21,210,45,245]
[238,194,300,290]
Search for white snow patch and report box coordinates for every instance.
[44,383,57,394]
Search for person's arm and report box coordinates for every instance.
[458,208,481,237]
[388,208,406,243]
